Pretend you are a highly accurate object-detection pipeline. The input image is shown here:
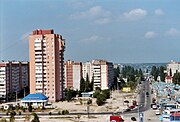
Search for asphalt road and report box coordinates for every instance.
[124,80,151,114]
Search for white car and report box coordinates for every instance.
[152,105,157,109]
[155,110,160,115]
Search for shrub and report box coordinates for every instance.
[102,89,110,99]
[28,105,32,112]
[58,111,61,115]
[93,90,100,98]
[10,111,16,116]
[87,99,92,105]
[18,111,21,115]
[22,107,25,112]
[62,110,69,115]
[96,94,105,106]
[31,112,40,122]
[6,112,9,116]
[0,118,7,122]
[65,110,69,114]
[49,112,52,115]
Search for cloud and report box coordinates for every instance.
[70,6,111,23]
[80,35,102,43]
[155,9,164,16]
[144,31,156,39]
[95,18,111,24]
[123,8,147,21]
[66,0,93,9]
[166,28,180,36]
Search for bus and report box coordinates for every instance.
[170,112,180,122]
[164,104,178,110]
[164,109,180,115]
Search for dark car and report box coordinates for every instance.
[129,105,135,109]
[146,92,149,96]
[131,117,137,121]
[125,108,131,112]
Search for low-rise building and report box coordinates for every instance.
[21,93,48,108]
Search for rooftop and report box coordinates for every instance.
[22,93,48,101]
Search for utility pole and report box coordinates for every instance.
[87,105,90,118]
[16,91,17,105]
[24,88,26,97]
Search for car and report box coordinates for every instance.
[155,110,160,115]
[152,105,157,109]
[129,105,135,109]
[146,92,149,96]
[124,108,131,112]
[131,117,137,121]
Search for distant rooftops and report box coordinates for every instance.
[0,61,29,66]
[33,29,54,35]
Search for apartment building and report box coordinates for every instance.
[166,60,180,77]
[82,61,93,82]
[29,29,65,102]
[64,60,82,90]
[0,61,29,100]
[82,60,114,90]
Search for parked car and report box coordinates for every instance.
[129,105,135,109]
[124,108,131,112]
[155,110,160,115]
[152,105,157,110]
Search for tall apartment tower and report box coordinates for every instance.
[29,29,65,102]
[0,61,29,101]
[64,60,82,90]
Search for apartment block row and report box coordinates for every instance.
[0,29,114,103]
[0,61,29,100]
[64,60,114,91]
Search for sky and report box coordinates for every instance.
[0,0,180,63]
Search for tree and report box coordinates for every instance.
[173,72,180,85]
[151,66,159,81]
[31,113,40,122]
[9,111,16,122]
[80,78,85,92]
[96,94,105,106]
[170,68,172,76]
[89,75,94,91]
[85,74,91,92]
[64,89,77,102]
[102,89,110,99]
[159,66,166,81]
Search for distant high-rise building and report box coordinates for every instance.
[64,60,82,90]
[82,60,114,90]
[0,61,29,101]
[29,29,65,102]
